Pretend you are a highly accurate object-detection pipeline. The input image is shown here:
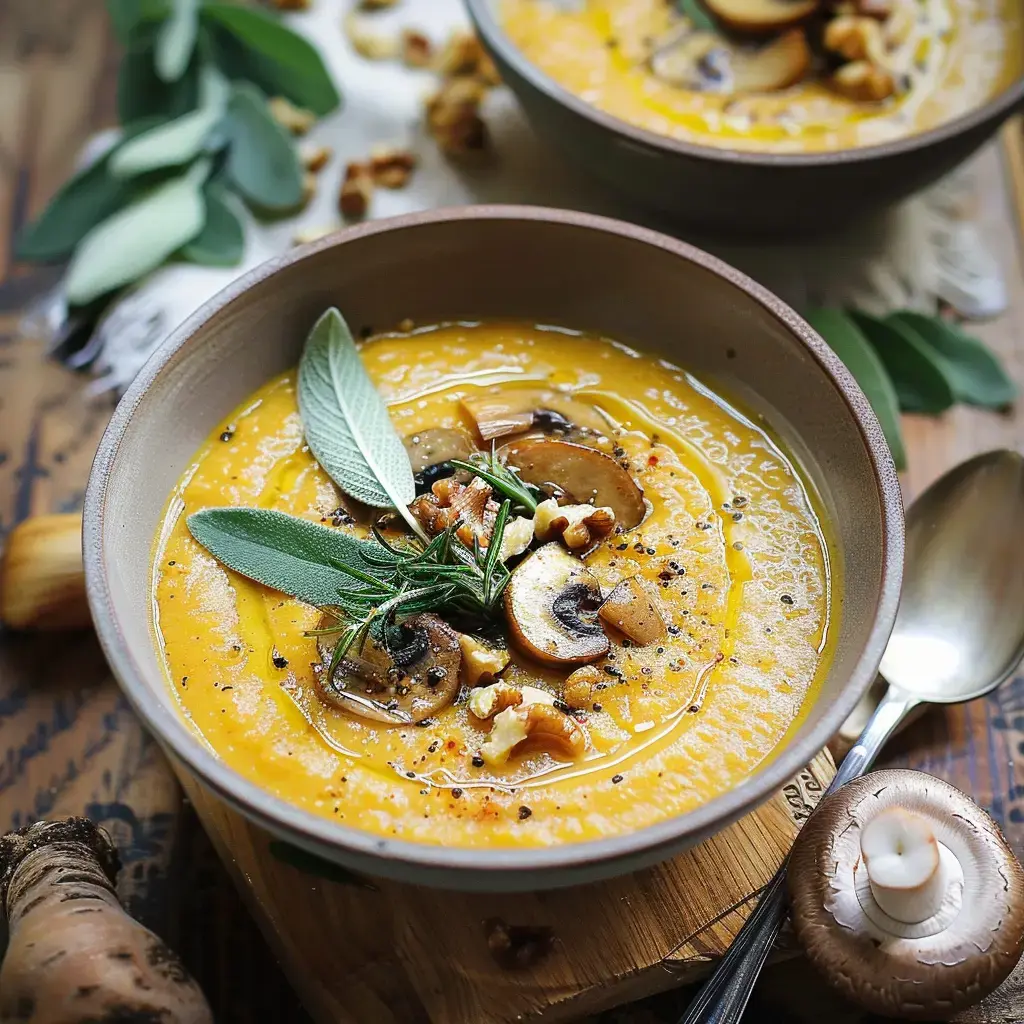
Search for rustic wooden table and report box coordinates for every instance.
[1,4,1023,1022]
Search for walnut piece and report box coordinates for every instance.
[370,145,418,188]
[831,59,896,101]
[499,515,535,562]
[459,637,511,688]
[563,666,601,707]
[476,697,585,765]
[824,15,885,63]
[410,477,499,548]
[401,28,434,68]
[300,142,333,173]
[343,12,400,60]
[469,681,553,719]
[268,96,316,135]
[534,497,616,550]
[426,77,488,155]
[339,162,374,219]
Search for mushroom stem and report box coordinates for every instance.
[861,806,954,925]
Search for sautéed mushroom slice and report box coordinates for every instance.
[403,427,478,495]
[462,387,612,444]
[315,612,462,724]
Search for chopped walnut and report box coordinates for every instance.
[343,11,400,60]
[301,171,318,206]
[534,497,616,550]
[499,515,534,562]
[469,681,553,719]
[268,97,316,136]
[824,15,886,63]
[832,59,896,101]
[339,162,374,219]
[459,637,511,688]
[479,704,586,765]
[410,476,500,548]
[426,77,488,155]
[563,666,601,708]
[370,145,418,188]
[300,142,333,173]
[401,28,434,68]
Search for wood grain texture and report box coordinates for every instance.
[178,753,834,1024]
[0,4,1022,1021]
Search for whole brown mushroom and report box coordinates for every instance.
[788,769,1024,1020]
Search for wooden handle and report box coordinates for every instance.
[0,513,90,631]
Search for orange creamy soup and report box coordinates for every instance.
[153,321,834,847]
[502,0,1023,153]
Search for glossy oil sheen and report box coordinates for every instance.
[502,0,1023,153]
[152,321,835,848]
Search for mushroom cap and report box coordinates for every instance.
[315,612,462,724]
[788,769,1024,1020]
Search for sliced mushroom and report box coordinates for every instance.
[462,388,611,443]
[651,28,811,94]
[315,612,461,724]
[599,576,668,646]
[504,543,609,666]
[503,438,646,530]
[403,427,477,494]
[702,0,818,34]
[788,769,1024,1019]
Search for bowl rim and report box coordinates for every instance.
[84,205,904,883]
[465,0,1024,170]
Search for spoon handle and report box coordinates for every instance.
[675,686,920,1024]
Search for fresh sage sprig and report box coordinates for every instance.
[16,0,340,309]
[298,309,426,541]
[807,307,1016,471]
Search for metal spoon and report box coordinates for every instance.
[679,449,1024,1024]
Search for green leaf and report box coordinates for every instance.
[804,309,907,471]
[887,312,1016,409]
[111,68,228,178]
[677,0,717,32]
[849,311,956,415]
[222,82,303,210]
[267,841,377,889]
[180,184,244,266]
[106,0,168,45]
[186,507,397,608]
[65,160,209,306]
[298,309,421,536]
[16,117,166,262]
[119,38,199,125]
[201,2,340,116]
[156,0,200,83]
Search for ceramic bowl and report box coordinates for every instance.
[84,206,903,891]
[465,0,1024,235]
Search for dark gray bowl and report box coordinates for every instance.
[84,207,903,891]
[466,0,1024,236]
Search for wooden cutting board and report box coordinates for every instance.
[177,751,834,1024]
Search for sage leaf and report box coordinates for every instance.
[849,311,955,415]
[180,184,244,266]
[201,2,341,116]
[298,309,422,536]
[677,0,717,32]
[16,117,166,262]
[65,160,209,306]
[223,83,303,211]
[186,507,397,608]
[119,38,199,124]
[111,68,228,178]
[888,312,1016,409]
[156,0,199,83]
[804,309,906,471]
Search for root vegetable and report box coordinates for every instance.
[0,818,212,1024]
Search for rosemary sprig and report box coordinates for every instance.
[318,501,514,665]
[450,447,540,514]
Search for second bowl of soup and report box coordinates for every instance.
[84,207,903,889]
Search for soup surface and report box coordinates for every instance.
[153,321,834,847]
[502,0,1022,152]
